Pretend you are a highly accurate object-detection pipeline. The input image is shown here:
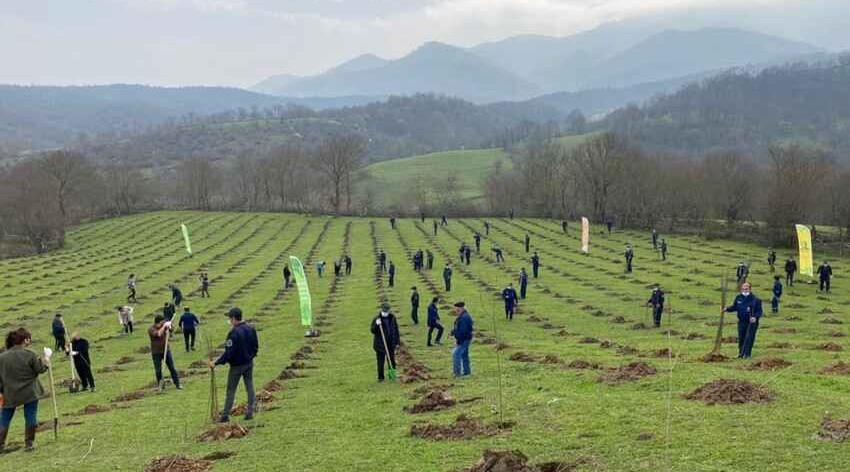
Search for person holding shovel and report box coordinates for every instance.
[724,282,763,359]
[0,328,50,452]
[51,314,66,353]
[371,303,400,382]
[117,305,135,335]
[148,315,181,391]
[67,332,95,392]
[451,301,473,378]
[647,284,666,328]
[210,307,259,422]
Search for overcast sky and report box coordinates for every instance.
[2,0,849,87]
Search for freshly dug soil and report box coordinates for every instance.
[410,414,505,440]
[821,318,843,325]
[819,362,850,375]
[78,404,110,415]
[111,390,147,403]
[818,342,843,351]
[197,423,249,442]
[277,369,302,380]
[745,358,792,371]
[631,323,650,330]
[699,352,730,363]
[202,451,238,461]
[771,327,796,334]
[815,418,850,442]
[684,333,706,340]
[509,352,538,362]
[115,356,136,365]
[145,456,212,472]
[766,342,795,349]
[684,379,774,405]
[597,362,657,384]
[636,432,654,441]
[540,355,562,365]
[526,316,543,322]
[578,337,599,344]
[828,331,847,338]
[461,450,537,472]
[405,389,457,413]
[610,316,627,324]
[402,363,432,384]
[495,342,511,351]
[566,359,599,370]
[262,380,284,392]
[647,348,674,358]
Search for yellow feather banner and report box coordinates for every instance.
[795,224,813,277]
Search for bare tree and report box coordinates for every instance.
[571,132,628,222]
[700,153,756,224]
[0,161,64,252]
[314,135,366,214]
[38,150,94,245]
[177,156,222,211]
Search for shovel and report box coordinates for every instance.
[377,321,397,381]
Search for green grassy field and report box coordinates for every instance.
[358,149,511,210]
[1,212,849,471]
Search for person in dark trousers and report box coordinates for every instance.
[451,302,473,377]
[518,269,529,300]
[420,212,425,223]
[524,234,530,253]
[388,261,396,287]
[474,232,482,252]
[724,282,763,359]
[379,250,387,273]
[443,264,453,292]
[316,260,326,278]
[390,217,396,229]
[283,264,292,288]
[458,244,466,265]
[509,209,515,220]
[660,239,668,261]
[410,286,420,325]
[647,285,665,328]
[651,229,658,250]
[426,250,434,270]
[771,275,783,314]
[67,332,95,392]
[624,245,634,273]
[818,261,833,292]
[51,314,66,352]
[531,252,541,278]
[199,272,210,298]
[334,259,342,277]
[767,249,777,273]
[371,303,400,382]
[127,273,137,303]
[426,297,444,346]
[170,284,183,307]
[179,307,200,352]
[210,307,259,422]
[163,302,176,324]
[484,221,491,236]
[149,315,181,390]
[345,255,353,275]
[606,220,613,234]
[502,284,518,320]
[0,328,50,452]
[493,245,504,262]
[561,220,568,233]
[441,215,448,227]
[118,305,135,335]
[433,220,438,236]
[785,257,797,287]
[736,263,749,285]
[464,245,472,265]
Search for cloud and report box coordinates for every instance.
[103,0,248,12]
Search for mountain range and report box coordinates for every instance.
[253,27,822,103]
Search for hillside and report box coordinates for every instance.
[598,55,850,158]
[1,212,849,471]
[357,148,511,211]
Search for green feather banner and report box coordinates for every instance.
[181,223,193,256]
[290,256,312,327]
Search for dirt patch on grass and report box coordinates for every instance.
[772,327,796,334]
[636,432,654,441]
[631,323,650,330]
[97,365,125,374]
[197,423,249,442]
[597,362,657,384]
[699,352,730,363]
[461,450,537,472]
[495,342,511,351]
[610,316,626,324]
[721,336,738,344]
[818,342,844,351]
[540,355,562,365]
[277,369,302,380]
[77,404,110,415]
[115,356,136,365]
[745,358,792,371]
[262,380,284,392]
[201,451,238,461]
[137,346,151,354]
[684,379,774,405]
[509,352,538,362]
[828,331,847,338]
[684,333,706,340]
[405,389,457,413]
[566,359,599,370]
[647,348,674,358]
[819,362,850,375]
[821,318,844,325]
[189,360,209,369]
[578,337,599,344]
[410,414,508,440]
[767,342,795,349]
[111,389,148,403]
[145,456,212,472]
[815,418,850,442]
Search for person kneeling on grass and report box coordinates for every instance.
[210,307,259,422]
[149,315,181,391]
[0,328,51,452]
[451,302,473,378]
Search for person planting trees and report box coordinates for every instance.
[199,272,210,298]
[66,332,95,392]
[426,297,444,347]
[170,283,183,307]
[443,264,453,292]
[531,252,541,278]
[660,239,668,261]
[484,221,490,236]
[371,303,400,382]
[724,282,763,359]
[736,262,749,285]
[767,249,777,273]
[148,315,181,391]
[117,305,135,335]
[651,229,658,250]
[345,255,352,275]
[179,307,200,352]
[316,260,326,278]
[334,259,342,277]
[441,215,448,227]
[561,220,568,233]
[817,261,833,293]
[283,264,292,288]
[0,328,51,453]
[410,286,420,325]
[210,307,259,422]
[450,302,473,378]
[127,273,137,303]
[524,233,530,253]
[624,244,634,273]
[771,275,783,314]
[163,302,176,327]
[464,245,472,265]
[474,232,481,252]
[433,220,438,236]
[784,257,797,287]
[646,284,666,328]
[518,269,529,300]
[426,250,434,270]
[51,314,66,352]
[502,283,518,320]
[492,244,504,263]
[379,250,387,273]
[389,217,396,229]
[388,261,396,287]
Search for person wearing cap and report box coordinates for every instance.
[179,307,200,352]
[450,302,473,377]
[210,307,259,422]
[0,328,50,452]
[410,286,420,325]
[646,284,665,328]
[51,314,66,352]
[426,297,444,346]
[370,303,400,382]
[149,315,181,390]
[724,282,763,359]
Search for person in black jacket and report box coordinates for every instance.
[624,245,634,273]
[524,234,530,253]
[179,307,200,352]
[473,232,482,252]
[426,250,434,270]
[443,264,453,292]
[370,303,400,382]
[67,332,95,392]
[767,249,777,273]
[379,250,387,273]
[426,297,443,346]
[51,314,66,352]
[210,307,259,422]
[170,284,183,307]
[410,286,420,325]
[785,257,797,287]
[531,252,541,278]
[646,285,665,328]
[388,261,396,287]
[283,264,292,288]
[817,261,833,292]
[345,255,353,275]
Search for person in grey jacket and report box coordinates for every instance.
[0,328,51,452]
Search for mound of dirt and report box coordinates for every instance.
[201,451,238,461]
[828,331,847,338]
[785,316,802,321]
[461,450,537,472]
[495,343,511,351]
[767,342,794,349]
[636,432,654,441]
[617,345,639,356]
[610,316,627,324]
[145,456,212,472]
[818,342,844,351]
[566,359,599,370]
[526,316,543,322]
[821,318,843,325]
[745,358,792,371]
[721,336,738,344]
[699,352,730,363]
[631,323,650,330]
[555,330,572,337]
[405,389,457,413]
[540,355,562,365]
[647,348,674,358]
[578,337,598,344]
[115,356,135,365]
[197,423,249,442]
[262,380,283,392]
[821,308,836,314]
[598,340,614,348]
[772,327,796,334]
[111,390,147,403]
[290,351,312,360]
[410,414,506,440]
[277,369,301,380]
[815,418,850,442]
[189,360,209,369]
[509,352,538,362]
[684,333,706,340]
[402,363,432,384]
[819,362,850,375]
[597,362,657,384]
[78,404,110,415]
[684,379,774,405]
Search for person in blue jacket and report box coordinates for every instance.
[426,297,444,346]
[209,307,259,422]
[646,284,665,328]
[724,282,763,359]
[502,284,518,320]
[450,302,473,377]
[518,269,529,300]
[771,275,783,314]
